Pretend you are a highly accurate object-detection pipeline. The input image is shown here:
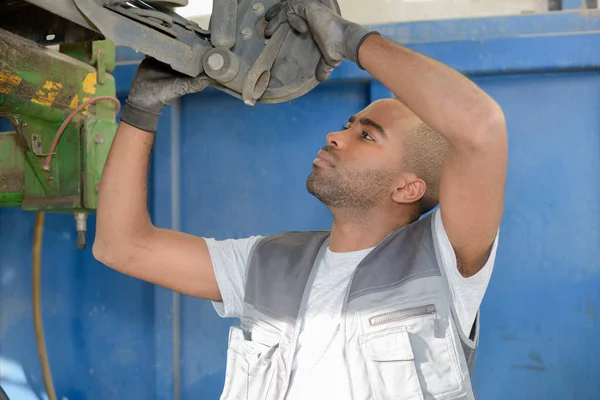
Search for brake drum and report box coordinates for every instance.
[205,0,341,105]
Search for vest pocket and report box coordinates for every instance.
[363,304,464,398]
[361,327,424,400]
[221,326,280,400]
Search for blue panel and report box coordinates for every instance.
[0,211,156,400]
[471,71,600,399]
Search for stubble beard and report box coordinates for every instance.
[306,166,396,210]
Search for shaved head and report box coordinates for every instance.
[402,122,450,219]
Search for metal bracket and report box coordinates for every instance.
[241,23,290,106]
[31,134,43,156]
[73,0,211,77]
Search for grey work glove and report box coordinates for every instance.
[264,0,378,81]
[121,57,211,133]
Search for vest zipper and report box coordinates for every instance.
[369,304,443,339]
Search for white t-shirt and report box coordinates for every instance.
[205,209,498,400]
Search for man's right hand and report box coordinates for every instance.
[264,0,378,80]
[94,59,221,301]
[121,58,212,133]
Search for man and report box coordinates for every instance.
[93,0,507,399]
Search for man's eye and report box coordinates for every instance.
[341,124,350,131]
[361,131,375,141]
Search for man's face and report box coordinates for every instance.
[306,99,421,210]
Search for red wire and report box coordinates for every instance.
[43,96,121,171]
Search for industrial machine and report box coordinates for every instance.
[0,0,340,248]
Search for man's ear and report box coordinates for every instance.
[391,173,426,205]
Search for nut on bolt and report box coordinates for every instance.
[241,28,253,40]
[252,3,264,14]
[207,53,225,71]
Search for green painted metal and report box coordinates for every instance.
[83,117,116,210]
[0,130,25,206]
[0,28,118,213]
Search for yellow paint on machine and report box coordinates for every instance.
[69,94,80,109]
[31,81,63,106]
[0,70,23,94]
[82,73,97,95]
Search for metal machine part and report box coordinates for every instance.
[208,0,341,105]
[1,0,341,105]
[0,0,339,245]
[0,28,119,247]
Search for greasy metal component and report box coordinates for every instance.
[9,0,102,37]
[104,4,179,39]
[210,0,237,48]
[0,28,118,214]
[0,2,103,45]
[203,48,241,83]
[4,0,339,104]
[242,23,290,106]
[73,0,211,77]
[145,0,189,6]
[209,0,341,104]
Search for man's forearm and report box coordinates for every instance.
[94,122,154,250]
[358,34,503,145]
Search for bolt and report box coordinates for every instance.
[252,3,264,14]
[94,181,100,192]
[42,165,51,172]
[207,53,225,71]
[241,28,253,40]
[94,134,104,144]
[21,121,28,127]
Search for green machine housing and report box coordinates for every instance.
[0,28,119,249]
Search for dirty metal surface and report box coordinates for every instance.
[12,0,101,35]
[0,28,101,122]
[83,117,116,210]
[0,2,103,45]
[0,131,25,206]
[0,28,118,211]
[73,0,211,77]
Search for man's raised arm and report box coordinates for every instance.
[93,59,221,300]
[358,36,507,277]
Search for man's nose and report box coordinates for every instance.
[326,130,346,149]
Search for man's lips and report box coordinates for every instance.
[313,149,334,167]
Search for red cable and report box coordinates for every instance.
[43,96,121,171]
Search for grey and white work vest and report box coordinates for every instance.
[220,213,480,400]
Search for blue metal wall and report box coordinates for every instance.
[2,9,600,400]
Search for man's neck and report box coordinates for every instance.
[328,208,409,252]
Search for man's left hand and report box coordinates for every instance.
[265,0,378,81]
